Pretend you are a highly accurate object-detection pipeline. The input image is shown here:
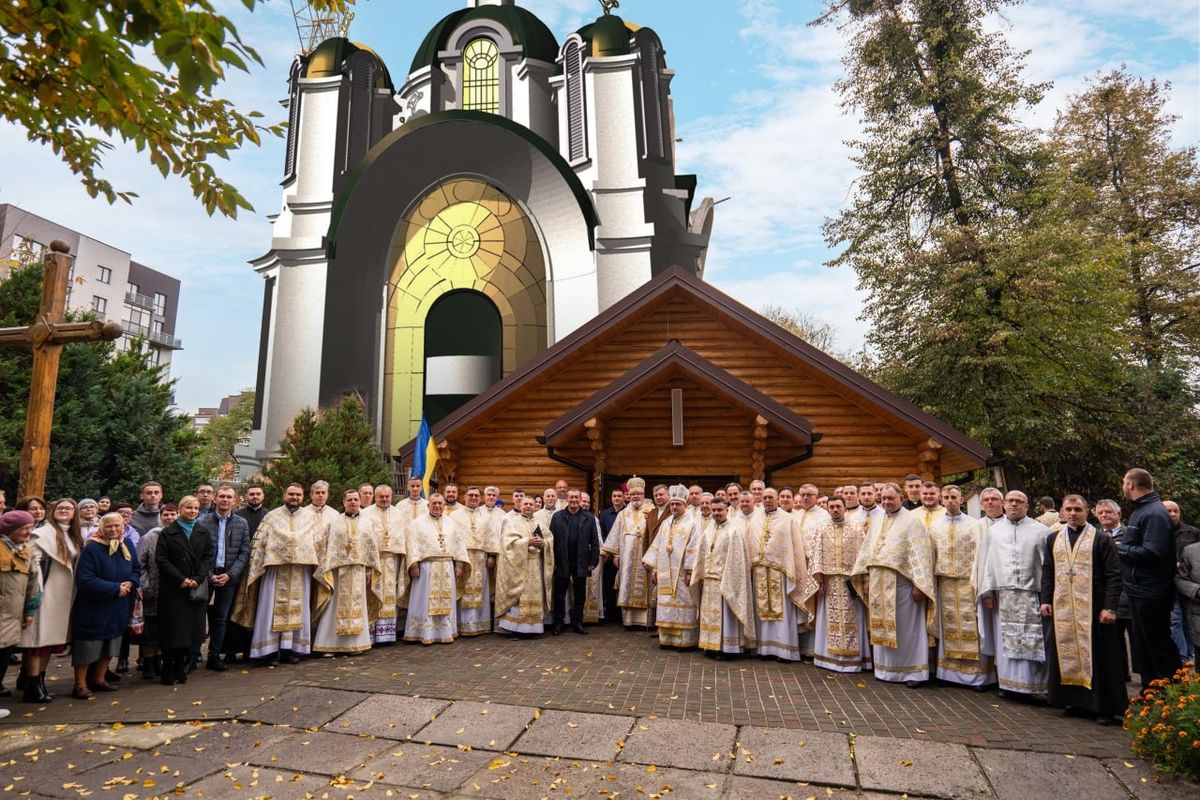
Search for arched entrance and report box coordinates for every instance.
[424,291,502,424]
[382,176,548,452]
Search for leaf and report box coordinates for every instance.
[646,765,656,772]
[899,759,913,767]
[487,758,510,770]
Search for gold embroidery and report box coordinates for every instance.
[1052,526,1095,689]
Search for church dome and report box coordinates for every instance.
[576,14,640,57]
[304,37,393,88]
[409,5,559,75]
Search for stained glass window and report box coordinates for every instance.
[462,38,501,114]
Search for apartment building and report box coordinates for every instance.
[0,203,183,370]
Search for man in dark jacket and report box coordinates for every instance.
[1118,468,1182,689]
[549,489,601,635]
[130,481,163,536]
[197,485,251,671]
[1165,500,1198,662]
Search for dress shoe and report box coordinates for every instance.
[206,658,228,672]
[550,624,563,636]
[115,658,130,673]
[280,650,300,665]
[904,680,924,689]
[87,682,118,693]
[104,669,122,683]
[71,686,95,700]
[571,623,587,635]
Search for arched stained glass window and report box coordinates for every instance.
[462,37,501,114]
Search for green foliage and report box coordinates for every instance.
[1125,664,1200,781]
[0,262,202,502]
[261,394,391,507]
[196,389,255,481]
[0,0,353,218]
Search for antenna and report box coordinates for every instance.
[290,0,355,55]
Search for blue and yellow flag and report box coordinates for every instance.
[411,416,438,498]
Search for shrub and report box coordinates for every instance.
[1125,664,1200,781]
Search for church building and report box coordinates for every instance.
[239,0,991,493]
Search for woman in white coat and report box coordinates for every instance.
[19,498,83,703]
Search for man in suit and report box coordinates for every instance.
[198,484,251,671]
[549,489,601,635]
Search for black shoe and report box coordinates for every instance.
[280,651,300,665]
[176,665,188,684]
[14,672,27,692]
[104,669,122,683]
[904,680,924,689]
[38,673,54,701]
[550,624,563,636]
[115,658,129,673]
[206,658,228,672]
[572,623,587,635]
[23,680,51,704]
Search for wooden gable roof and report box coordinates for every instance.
[399,267,991,472]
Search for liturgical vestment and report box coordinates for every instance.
[361,503,407,644]
[931,513,994,686]
[805,518,871,673]
[312,512,381,654]
[495,513,555,634]
[449,504,498,636]
[691,516,756,654]
[746,508,810,661]
[642,512,701,648]
[601,503,659,628]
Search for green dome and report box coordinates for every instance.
[410,6,560,75]
[576,14,634,57]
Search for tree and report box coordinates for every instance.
[0,262,203,502]
[196,389,255,481]
[815,0,1130,487]
[261,394,392,506]
[1052,68,1200,370]
[760,305,839,354]
[0,0,353,217]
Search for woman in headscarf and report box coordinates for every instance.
[0,511,42,711]
[154,497,214,686]
[70,513,139,699]
[18,497,84,703]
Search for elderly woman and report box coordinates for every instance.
[155,497,214,686]
[18,497,83,703]
[78,500,100,537]
[70,513,139,699]
[1,511,43,709]
[136,504,178,681]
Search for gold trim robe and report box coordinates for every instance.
[313,513,382,650]
[690,517,756,651]
[233,506,321,632]
[362,503,408,617]
[494,514,555,625]
[745,510,810,621]
[804,519,867,661]
[449,505,498,612]
[931,513,987,668]
[850,508,937,648]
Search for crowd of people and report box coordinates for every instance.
[0,468,1195,726]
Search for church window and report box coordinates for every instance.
[564,40,587,163]
[462,37,501,114]
[636,35,666,160]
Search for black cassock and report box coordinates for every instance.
[1040,528,1129,717]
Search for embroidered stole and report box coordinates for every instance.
[1052,527,1095,688]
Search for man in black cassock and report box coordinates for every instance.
[1039,495,1128,725]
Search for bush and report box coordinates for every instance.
[1125,665,1200,781]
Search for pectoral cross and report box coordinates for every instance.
[0,241,122,498]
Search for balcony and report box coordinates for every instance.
[121,319,183,350]
[124,290,157,311]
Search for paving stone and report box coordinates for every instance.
[592,762,728,797]
[854,735,992,799]
[1102,757,1200,800]
[456,753,609,800]
[160,720,291,760]
[244,729,391,775]
[510,709,634,762]
[183,764,447,799]
[42,753,219,799]
[414,701,536,750]
[327,693,451,740]
[76,722,198,749]
[734,726,855,786]
[348,741,493,792]
[972,749,1126,800]
[0,735,125,784]
[728,775,863,799]
[0,724,92,755]
[618,716,738,772]
[242,686,367,727]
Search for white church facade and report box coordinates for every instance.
[238,0,716,471]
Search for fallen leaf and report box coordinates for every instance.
[646,765,656,773]
[899,759,913,767]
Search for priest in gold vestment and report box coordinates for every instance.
[805,496,871,673]
[450,486,498,636]
[601,477,664,629]
[495,496,555,635]
[642,486,701,648]
[233,483,321,663]
[360,484,407,644]
[313,490,381,654]
[691,497,755,655]
[851,484,937,686]
[404,495,471,645]
[396,478,428,522]
[930,485,994,687]
[746,488,810,661]
[792,484,831,659]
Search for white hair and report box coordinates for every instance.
[311,480,329,491]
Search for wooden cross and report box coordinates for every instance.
[0,240,122,498]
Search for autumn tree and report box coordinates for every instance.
[0,0,353,217]
[815,0,1129,488]
[196,389,256,481]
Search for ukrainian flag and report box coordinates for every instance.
[411,416,438,498]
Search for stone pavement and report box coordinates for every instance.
[0,626,1194,799]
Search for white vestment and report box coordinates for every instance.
[403,514,470,645]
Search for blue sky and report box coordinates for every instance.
[0,0,1196,413]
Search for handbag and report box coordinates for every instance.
[129,594,145,635]
[188,580,210,604]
